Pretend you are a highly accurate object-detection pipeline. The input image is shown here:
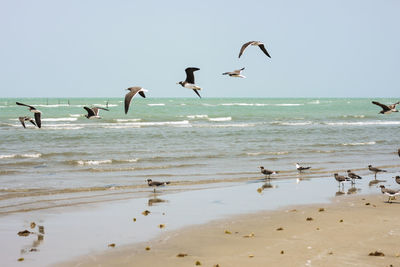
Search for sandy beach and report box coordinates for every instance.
[60,193,400,267]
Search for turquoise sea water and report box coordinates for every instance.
[0,97,399,213]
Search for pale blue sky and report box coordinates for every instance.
[0,0,399,98]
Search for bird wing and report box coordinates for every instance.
[238,41,253,58]
[388,101,400,109]
[192,89,201,98]
[18,117,26,128]
[92,107,109,116]
[233,67,245,74]
[372,101,390,111]
[16,102,36,110]
[258,44,271,58]
[29,118,37,127]
[185,67,200,84]
[124,87,142,114]
[84,106,95,117]
[34,112,41,128]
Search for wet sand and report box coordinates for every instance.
[61,193,400,267]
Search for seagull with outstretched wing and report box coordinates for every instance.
[16,102,42,128]
[177,67,202,98]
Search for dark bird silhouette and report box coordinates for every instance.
[334,173,349,188]
[83,106,109,119]
[238,41,271,58]
[346,170,362,184]
[177,67,202,98]
[124,87,147,114]
[18,116,37,128]
[147,179,170,192]
[398,148,400,158]
[16,102,42,128]
[371,101,400,114]
[368,165,387,180]
[259,166,277,179]
[222,67,246,78]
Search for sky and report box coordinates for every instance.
[0,0,399,98]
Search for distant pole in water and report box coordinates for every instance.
[106,100,109,108]
[46,99,49,105]
[68,99,70,106]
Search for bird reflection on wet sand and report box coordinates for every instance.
[148,196,167,206]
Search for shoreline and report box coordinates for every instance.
[60,193,400,267]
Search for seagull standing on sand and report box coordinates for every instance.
[379,185,400,203]
[177,67,202,98]
[334,173,349,188]
[83,106,109,119]
[147,179,170,192]
[346,170,362,184]
[371,101,400,114]
[124,87,147,114]
[259,166,277,179]
[18,116,37,128]
[16,102,42,128]
[368,165,387,179]
[296,163,311,173]
[238,41,271,58]
[222,67,246,78]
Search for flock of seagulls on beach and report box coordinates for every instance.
[13,39,400,203]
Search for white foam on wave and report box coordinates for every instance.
[326,121,400,126]
[221,103,303,107]
[69,114,82,117]
[115,119,142,122]
[342,141,376,146]
[0,153,42,159]
[42,118,78,122]
[342,115,365,118]
[147,103,165,106]
[33,104,69,108]
[104,120,191,128]
[272,121,313,126]
[308,100,320,104]
[187,114,208,119]
[196,123,255,128]
[208,117,232,122]
[77,160,112,165]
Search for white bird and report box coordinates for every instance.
[124,87,147,114]
[177,67,202,98]
[83,106,109,119]
[238,41,271,58]
[380,185,400,203]
[222,67,246,78]
[16,102,42,128]
[296,163,311,173]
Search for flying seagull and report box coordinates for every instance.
[346,170,362,184]
[16,102,41,128]
[83,106,109,119]
[379,185,400,203]
[222,67,246,78]
[334,173,349,188]
[368,165,387,180]
[259,166,277,179]
[18,116,37,128]
[296,163,311,173]
[147,179,170,192]
[124,87,147,114]
[371,101,400,114]
[177,67,202,98]
[238,41,271,58]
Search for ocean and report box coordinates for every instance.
[0,97,399,213]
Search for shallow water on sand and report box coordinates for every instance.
[1,174,399,267]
